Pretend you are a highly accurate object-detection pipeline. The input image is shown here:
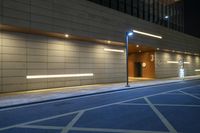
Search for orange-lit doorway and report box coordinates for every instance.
[128,44,155,80]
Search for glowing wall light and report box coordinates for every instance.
[65,34,69,38]
[184,62,190,64]
[104,48,124,53]
[167,61,190,64]
[27,73,94,79]
[195,69,200,72]
[167,61,179,64]
[107,40,111,44]
[133,30,162,39]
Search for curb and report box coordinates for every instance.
[0,78,199,109]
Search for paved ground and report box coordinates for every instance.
[0,79,200,133]
[1,75,200,108]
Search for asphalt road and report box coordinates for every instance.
[0,79,200,133]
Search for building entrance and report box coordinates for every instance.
[134,62,142,77]
[128,44,155,80]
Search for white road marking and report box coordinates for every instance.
[117,103,148,106]
[61,111,84,133]
[0,85,199,131]
[163,93,185,95]
[71,127,169,133]
[0,112,77,131]
[144,97,178,133]
[179,91,200,100]
[117,103,200,107]
[18,125,63,130]
[154,104,200,107]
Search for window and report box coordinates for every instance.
[119,0,125,12]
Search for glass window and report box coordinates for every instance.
[111,0,118,9]
[132,0,138,8]
[126,0,132,15]
[119,0,125,12]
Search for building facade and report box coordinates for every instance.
[88,0,184,32]
[0,0,200,93]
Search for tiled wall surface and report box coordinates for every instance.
[0,31,126,93]
[0,0,200,92]
[155,51,200,78]
[0,0,200,53]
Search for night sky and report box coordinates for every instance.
[184,0,200,38]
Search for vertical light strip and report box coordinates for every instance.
[27,73,94,79]
[133,30,162,39]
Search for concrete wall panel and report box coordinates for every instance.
[0,31,125,93]
[155,51,200,78]
[1,0,200,53]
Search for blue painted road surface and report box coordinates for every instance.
[0,79,200,133]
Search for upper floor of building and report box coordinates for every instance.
[88,0,184,32]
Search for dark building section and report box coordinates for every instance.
[88,0,184,32]
[184,0,200,38]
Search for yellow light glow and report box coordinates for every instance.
[184,62,190,64]
[27,73,94,79]
[136,45,139,47]
[195,69,200,72]
[167,61,190,64]
[104,48,124,53]
[65,34,69,38]
[133,30,162,39]
[167,61,179,64]
[107,40,111,44]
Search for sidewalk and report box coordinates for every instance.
[0,75,200,108]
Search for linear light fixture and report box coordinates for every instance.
[195,69,200,72]
[167,61,190,64]
[104,48,124,53]
[184,62,190,64]
[167,61,179,64]
[27,73,94,79]
[133,30,162,39]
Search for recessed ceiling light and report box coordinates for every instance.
[157,48,160,50]
[136,45,139,48]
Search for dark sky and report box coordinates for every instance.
[184,0,200,38]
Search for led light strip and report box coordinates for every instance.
[195,69,200,72]
[27,73,94,79]
[104,48,124,53]
[184,62,190,64]
[133,30,162,39]
[167,61,179,64]
[167,61,190,64]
